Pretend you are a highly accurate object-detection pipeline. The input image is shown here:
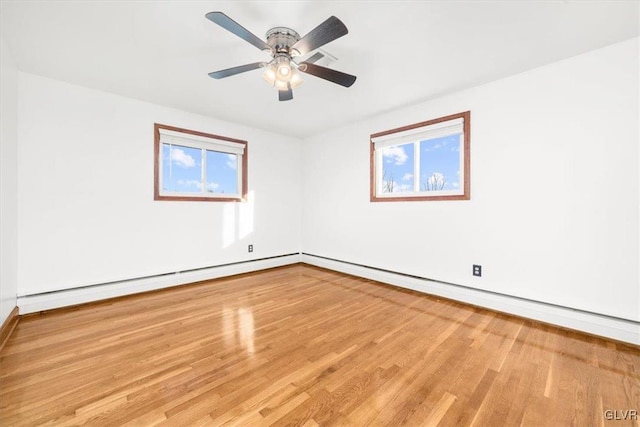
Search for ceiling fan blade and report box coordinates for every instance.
[298,62,356,88]
[206,12,271,52]
[208,62,266,79]
[279,86,293,101]
[292,16,348,56]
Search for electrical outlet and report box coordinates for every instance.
[248,244,253,253]
[473,264,482,277]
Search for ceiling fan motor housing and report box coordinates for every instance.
[265,27,301,55]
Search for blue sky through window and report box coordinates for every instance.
[162,144,238,195]
[381,134,461,193]
[382,142,414,193]
[206,150,238,194]
[420,134,461,191]
[162,144,202,193]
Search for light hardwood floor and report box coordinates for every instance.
[1,264,638,426]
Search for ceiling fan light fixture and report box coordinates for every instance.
[289,70,303,88]
[262,63,277,85]
[278,65,290,77]
[274,79,289,90]
[275,55,292,82]
[263,56,303,90]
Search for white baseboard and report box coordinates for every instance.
[301,254,640,346]
[18,254,300,314]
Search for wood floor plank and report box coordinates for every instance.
[1,264,638,426]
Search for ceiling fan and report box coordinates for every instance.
[205,12,357,101]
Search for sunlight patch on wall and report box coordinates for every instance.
[239,190,255,240]
[223,203,236,248]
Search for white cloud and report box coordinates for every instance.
[171,148,196,168]
[207,182,219,192]
[423,135,461,152]
[423,142,442,152]
[402,173,413,181]
[382,146,408,165]
[452,182,459,188]
[178,179,203,190]
[226,154,237,170]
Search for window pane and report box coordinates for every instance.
[206,150,238,195]
[162,144,202,193]
[381,142,414,193]
[419,134,461,192]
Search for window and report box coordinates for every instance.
[370,111,470,202]
[154,123,247,202]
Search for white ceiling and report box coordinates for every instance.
[1,1,638,138]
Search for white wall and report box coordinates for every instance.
[17,73,301,296]
[302,37,639,323]
[0,37,19,323]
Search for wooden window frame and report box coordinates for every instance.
[370,111,470,202]
[154,123,248,202]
